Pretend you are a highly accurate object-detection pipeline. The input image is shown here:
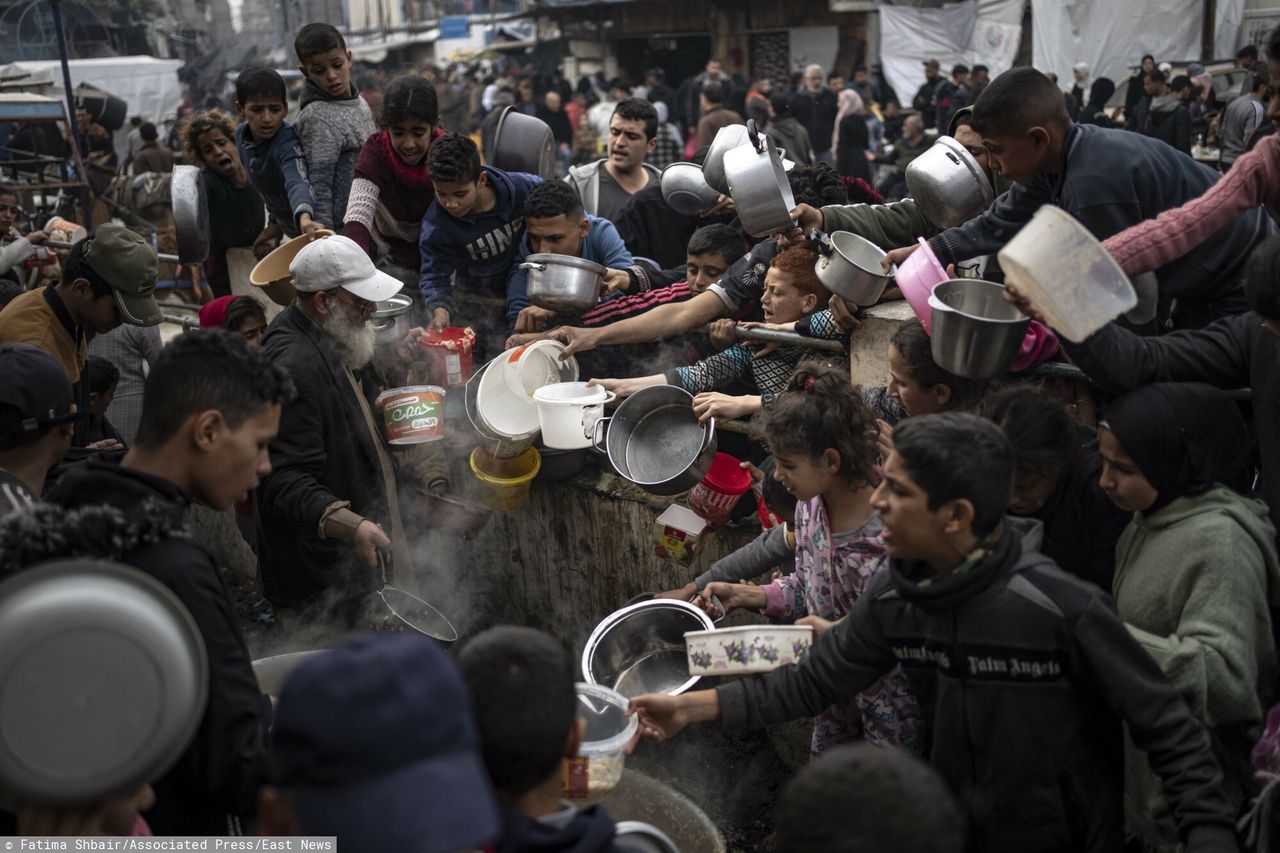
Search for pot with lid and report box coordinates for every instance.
[521,253,606,313]
[906,136,995,230]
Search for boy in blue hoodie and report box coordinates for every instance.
[507,180,632,333]
[458,626,649,853]
[234,66,321,241]
[420,133,540,337]
[293,23,377,232]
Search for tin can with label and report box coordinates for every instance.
[375,386,445,444]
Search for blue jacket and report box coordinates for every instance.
[236,122,315,238]
[506,214,633,328]
[418,166,541,317]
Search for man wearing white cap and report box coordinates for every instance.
[256,235,415,622]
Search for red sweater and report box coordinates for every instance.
[342,127,446,270]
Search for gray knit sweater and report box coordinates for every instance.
[294,81,376,230]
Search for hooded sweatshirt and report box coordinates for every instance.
[295,80,377,230]
[1102,382,1279,847]
[1143,92,1192,155]
[494,804,624,853]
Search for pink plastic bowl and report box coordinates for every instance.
[897,238,948,332]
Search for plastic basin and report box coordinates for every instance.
[896,237,949,332]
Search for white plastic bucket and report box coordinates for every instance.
[532,382,615,450]
[503,339,578,402]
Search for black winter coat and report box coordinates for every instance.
[788,89,838,153]
[835,113,871,183]
[256,304,391,610]
[717,524,1237,852]
[27,461,271,835]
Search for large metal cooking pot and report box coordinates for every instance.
[929,278,1030,379]
[812,229,894,305]
[490,107,558,180]
[521,253,605,313]
[595,770,726,853]
[581,599,715,698]
[701,123,749,195]
[660,162,720,216]
[593,385,716,496]
[252,650,326,695]
[724,120,796,238]
[370,292,414,346]
[906,136,995,230]
[0,559,207,804]
[170,164,210,265]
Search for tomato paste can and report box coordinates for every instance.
[375,385,445,444]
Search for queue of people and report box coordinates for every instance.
[1,17,1280,853]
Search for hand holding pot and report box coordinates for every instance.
[515,305,557,333]
[882,244,918,272]
[704,194,736,217]
[701,581,767,614]
[654,581,699,601]
[300,215,327,236]
[602,268,631,295]
[827,294,863,331]
[588,375,660,398]
[789,203,824,233]
[354,520,391,570]
[550,325,603,357]
[629,691,719,742]
[693,391,759,424]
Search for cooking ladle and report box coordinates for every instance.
[376,550,457,644]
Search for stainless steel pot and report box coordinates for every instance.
[170,164,210,264]
[370,292,414,347]
[252,650,326,695]
[724,120,796,238]
[592,385,716,496]
[490,107,558,180]
[906,136,995,230]
[660,162,720,216]
[812,229,894,305]
[521,253,605,313]
[581,599,715,698]
[701,123,749,195]
[929,278,1030,379]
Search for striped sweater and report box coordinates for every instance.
[343,127,446,268]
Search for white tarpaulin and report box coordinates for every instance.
[1031,0,1246,88]
[879,0,1026,112]
[0,56,184,126]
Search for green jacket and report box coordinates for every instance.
[1114,486,1280,848]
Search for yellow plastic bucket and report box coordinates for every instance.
[469,446,541,510]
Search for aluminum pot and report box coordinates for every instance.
[724,120,796,238]
[701,123,749,195]
[581,599,715,698]
[170,164,210,264]
[906,136,995,230]
[592,385,716,496]
[521,253,605,313]
[929,278,1030,379]
[812,229,894,305]
[660,162,720,216]
[369,292,414,347]
[490,106,558,180]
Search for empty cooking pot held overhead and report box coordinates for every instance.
[906,136,995,230]
[701,123,750,195]
[490,107,559,180]
[724,120,796,238]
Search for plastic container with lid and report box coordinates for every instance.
[503,340,579,402]
[687,452,752,528]
[997,205,1137,343]
[563,683,637,801]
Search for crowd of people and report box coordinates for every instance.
[1,14,1280,853]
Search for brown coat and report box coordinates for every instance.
[0,287,85,381]
[695,106,744,150]
[132,142,175,174]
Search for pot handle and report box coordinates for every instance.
[745,119,764,154]
[580,393,615,438]
[701,417,717,454]
[590,415,611,455]
[376,548,390,589]
[519,262,548,272]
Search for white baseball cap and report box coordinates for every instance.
[289,235,403,303]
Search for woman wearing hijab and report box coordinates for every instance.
[1078,77,1116,127]
[832,89,870,184]
[1099,382,1280,850]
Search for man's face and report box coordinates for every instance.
[196,404,281,510]
[980,128,1049,186]
[433,175,484,218]
[756,78,773,94]
[685,251,732,292]
[316,288,378,369]
[903,116,924,140]
[953,125,991,181]
[0,193,16,233]
[827,75,844,93]
[1073,68,1086,84]
[526,213,587,256]
[545,91,562,112]
[759,269,814,324]
[955,72,970,86]
[608,114,655,171]
[924,65,939,81]
[300,47,353,98]
[1141,58,1155,72]
[1143,76,1160,96]
[706,60,722,79]
[854,70,869,85]
[804,68,823,92]
[973,69,989,87]
[519,81,534,102]
[1097,427,1158,513]
[870,450,950,560]
[77,288,124,334]
[196,129,239,179]
[236,97,287,141]
[771,449,834,502]
[388,118,434,166]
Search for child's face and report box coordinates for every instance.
[772,449,838,502]
[685,251,732,293]
[236,97,287,141]
[388,119,434,166]
[196,128,240,179]
[526,213,587,257]
[300,48,353,99]
[979,128,1051,186]
[89,385,115,417]
[1097,427,1158,513]
[433,174,485,219]
[0,194,17,233]
[886,343,946,417]
[759,268,817,324]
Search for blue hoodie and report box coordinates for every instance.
[235,122,315,238]
[505,214,633,329]
[418,166,541,317]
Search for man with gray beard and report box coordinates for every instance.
[256,235,412,623]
